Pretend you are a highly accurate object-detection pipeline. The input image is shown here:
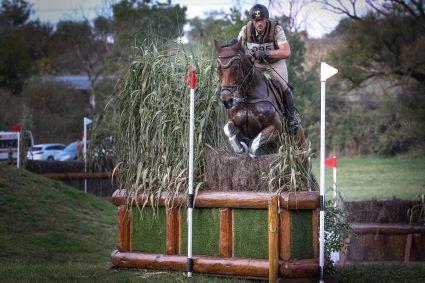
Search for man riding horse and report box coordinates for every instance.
[237,4,300,132]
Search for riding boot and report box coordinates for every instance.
[283,87,300,132]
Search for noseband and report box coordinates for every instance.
[217,54,254,98]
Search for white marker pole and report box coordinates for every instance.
[320,62,338,282]
[16,132,20,169]
[333,160,337,205]
[83,117,92,194]
[187,69,196,277]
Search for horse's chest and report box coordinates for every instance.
[230,106,269,132]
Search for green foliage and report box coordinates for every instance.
[111,0,186,61]
[324,200,351,258]
[19,79,87,143]
[112,40,224,204]
[325,2,425,155]
[188,7,245,43]
[0,0,31,27]
[266,135,318,192]
[0,29,31,92]
[0,0,32,92]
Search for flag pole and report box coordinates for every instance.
[16,132,20,169]
[320,62,338,282]
[187,69,196,277]
[83,117,92,194]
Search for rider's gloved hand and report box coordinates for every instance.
[253,50,270,61]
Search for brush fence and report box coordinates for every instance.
[111,189,320,281]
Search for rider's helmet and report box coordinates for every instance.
[249,4,269,21]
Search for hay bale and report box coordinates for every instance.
[205,148,274,191]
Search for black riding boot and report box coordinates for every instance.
[283,87,300,132]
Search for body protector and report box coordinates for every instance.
[245,20,279,64]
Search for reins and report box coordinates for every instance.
[217,53,255,96]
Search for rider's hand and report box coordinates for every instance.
[253,50,270,61]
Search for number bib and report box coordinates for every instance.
[246,42,275,53]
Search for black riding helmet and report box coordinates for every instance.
[249,4,269,21]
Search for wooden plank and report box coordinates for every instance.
[312,209,318,258]
[117,205,131,252]
[279,208,291,261]
[404,234,413,262]
[219,208,233,257]
[269,195,279,282]
[42,172,111,179]
[112,189,320,210]
[166,207,180,255]
[351,223,425,234]
[111,251,319,278]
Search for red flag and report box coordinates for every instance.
[190,69,196,89]
[11,124,22,132]
[325,156,337,168]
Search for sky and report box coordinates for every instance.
[28,0,369,38]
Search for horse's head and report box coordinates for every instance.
[214,39,253,109]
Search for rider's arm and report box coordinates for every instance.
[268,42,291,59]
[268,24,291,59]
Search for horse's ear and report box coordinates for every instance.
[213,39,221,53]
[231,39,242,52]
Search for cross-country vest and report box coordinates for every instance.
[245,20,279,63]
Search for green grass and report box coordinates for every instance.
[0,166,117,263]
[334,262,425,283]
[1,158,425,282]
[312,156,425,201]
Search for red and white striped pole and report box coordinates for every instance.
[187,68,196,277]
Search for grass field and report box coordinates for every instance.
[312,156,425,201]
[1,157,425,282]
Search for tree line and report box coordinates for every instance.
[0,0,423,155]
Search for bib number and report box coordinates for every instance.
[247,42,274,53]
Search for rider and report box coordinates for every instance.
[237,4,300,132]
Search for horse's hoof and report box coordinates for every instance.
[249,152,257,159]
[241,142,248,153]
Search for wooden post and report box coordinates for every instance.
[312,208,319,258]
[117,205,132,251]
[279,209,291,261]
[219,208,233,257]
[166,207,180,255]
[404,234,413,262]
[269,195,279,282]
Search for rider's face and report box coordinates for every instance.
[253,18,267,34]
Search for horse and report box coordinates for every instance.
[214,39,306,158]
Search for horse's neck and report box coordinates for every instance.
[241,70,268,99]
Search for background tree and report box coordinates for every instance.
[321,0,425,154]
[0,0,32,92]
[110,0,186,64]
[51,20,109,112]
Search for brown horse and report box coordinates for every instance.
[214,39,305,158]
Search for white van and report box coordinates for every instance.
[0,131,34,161]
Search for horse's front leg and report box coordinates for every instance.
[224,121,247,154]
[249,124,280,158]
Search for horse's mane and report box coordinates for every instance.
[220,39,262,95]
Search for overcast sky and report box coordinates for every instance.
[28,0,369,38]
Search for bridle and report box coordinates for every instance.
[217,53,255,100]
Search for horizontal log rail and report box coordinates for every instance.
[351,223,425,234]
[42,172,111,180]
[112,189,319,209]
[111,250,319,279]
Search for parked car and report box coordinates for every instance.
[56,141,81,161]
[27,143,66,161]
[0,131,34,161]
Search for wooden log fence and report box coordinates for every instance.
[111,189,320,280]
